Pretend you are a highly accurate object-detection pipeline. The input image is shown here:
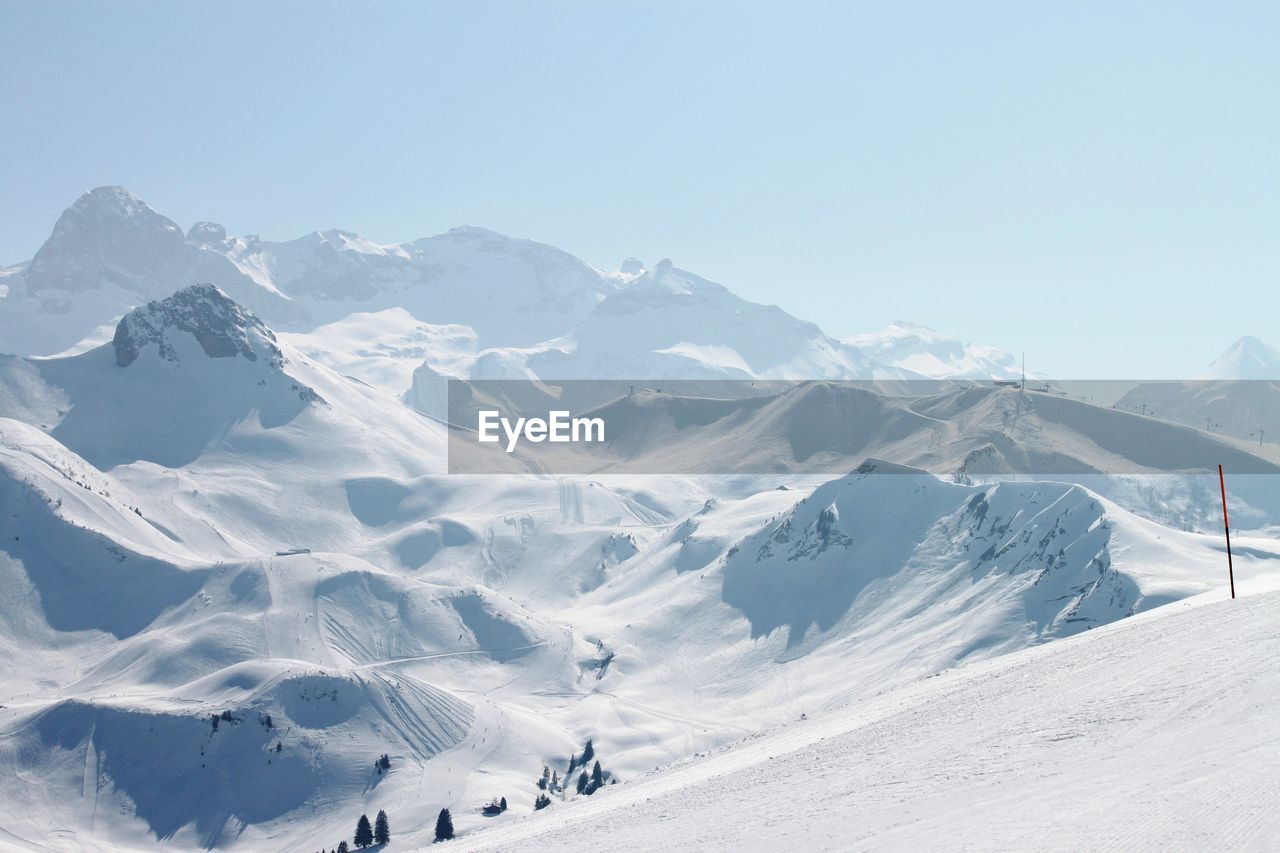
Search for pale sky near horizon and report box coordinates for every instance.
[2,1,1276,377]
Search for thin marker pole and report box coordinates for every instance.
[1218,464,1236,600]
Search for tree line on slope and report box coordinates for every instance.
[311,736,616,848]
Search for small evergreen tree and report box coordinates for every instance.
[337,842,349,853]
[590,760,603,793]
[374,810,390,845]
[534,793,551,810]
[568,752,577,773]
[354,814,374,848]
[499,796,507,811]
[576,771,588,794]
[537,764,549,790]
[435,808,454,841]
[581,739,594,764]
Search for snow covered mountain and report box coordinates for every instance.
[844,320,1024,379]
[0,188,297,356]
[524,260,887,380]
[2,196,1276,850]
[243,224,616,346]
[3,187,1006,395]
[1198,335,1280,379]
[24,186,189,300]
[0,187,615,358]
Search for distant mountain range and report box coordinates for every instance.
[8,188,1273,398]
[2,187,1026,387]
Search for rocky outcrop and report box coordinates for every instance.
[112,283,285,368]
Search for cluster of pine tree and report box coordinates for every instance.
[575,760,606,796]
[315,806,453,847]
[313,809,390,852]
[317,741,621,852]
[536,764,560,794]
[362,811,390,847]
[534,737,614,807]
[209,709,239,732]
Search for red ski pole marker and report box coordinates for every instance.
[1219,464,1236,600]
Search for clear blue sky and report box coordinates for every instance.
[2,1,1276,377]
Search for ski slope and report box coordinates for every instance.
[454,586,1280,852]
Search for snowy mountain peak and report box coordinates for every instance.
[1199,335,1280,379]
[73,185,154,217]
[621,259,727,300]
[112,283,285,369]
[619,257,645,275]
[844,321,1022,379]
[185,221,229,247]
[24,186,187,297]
[722,466,1139,650]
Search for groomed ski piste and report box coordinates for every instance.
[452,584,1280,852]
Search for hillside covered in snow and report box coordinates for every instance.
[1,191,1277,851]
[452,586,1280,852]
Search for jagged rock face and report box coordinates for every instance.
[112,284,285,368]
[723,466,1136,648]
[24,186,189,298]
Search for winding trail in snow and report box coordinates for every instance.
[350,642,550,671]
